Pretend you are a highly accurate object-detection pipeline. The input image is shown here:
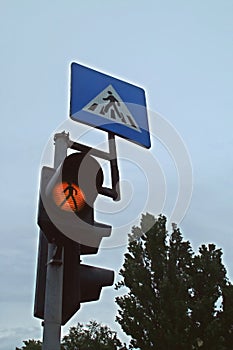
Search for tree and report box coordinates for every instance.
[116,214,233,350]
[61,320,125,349]
[16,321,126,350]
[16,339,42,350]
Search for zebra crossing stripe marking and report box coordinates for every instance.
[82,85,141,132]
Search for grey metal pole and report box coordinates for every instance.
[108,133,120,201]
[42,131,71,350]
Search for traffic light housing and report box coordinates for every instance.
[34,231,114,325]
[38,152,112,253]
[35,151,115,324]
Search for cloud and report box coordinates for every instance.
[0,326,41,350]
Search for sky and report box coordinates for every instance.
[0,1,233,349]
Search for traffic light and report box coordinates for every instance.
[35,151,115,324]
[38,152,112,253]
[34,231,114,325]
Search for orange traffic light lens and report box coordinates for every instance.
[52,182,86,212]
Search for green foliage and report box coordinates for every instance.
[16,321,125,350]
[16,339,42,350]
[116,214,233,350]
[61,320,124,350]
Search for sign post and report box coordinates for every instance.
[42,132,70,350]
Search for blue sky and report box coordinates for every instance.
[0,1,233,349]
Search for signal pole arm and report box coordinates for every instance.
[102,133,120,201]
[70,132,121,201]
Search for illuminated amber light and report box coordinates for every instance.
[52,182,86,212]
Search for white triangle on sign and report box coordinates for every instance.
[82,85,141,132]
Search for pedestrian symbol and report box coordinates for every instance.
[52,182,86,213]
[82,85,141,132]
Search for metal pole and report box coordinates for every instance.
[71,133,121,201]
[108,133,120,201]
[42,132,71,350]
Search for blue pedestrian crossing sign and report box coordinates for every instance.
[70,62,151,149]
